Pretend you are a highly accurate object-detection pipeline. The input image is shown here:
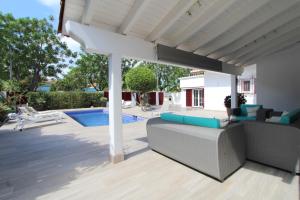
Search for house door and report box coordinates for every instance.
[186,89,192,107]
[192,89,204,108]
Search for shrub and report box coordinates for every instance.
[0,103,11,123]
[26,91,107,111]
[26,92,48,110]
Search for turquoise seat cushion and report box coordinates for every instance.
[233,116,256,122]
[240,104,262,116]
[160,113,184,123]
[160,113,221,128]
[280,108,300,125]
[183,116,220,128]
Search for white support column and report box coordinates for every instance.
[131,92,136,106]
[156,92,159,106]
[231,75,238,108]
[108,53,124,163]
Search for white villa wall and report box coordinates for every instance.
[180,90,186,107]
[240,64,256,79]
[204,71,231,111]
[244,94,257,104]
[170,92,181,105]
[238,64,257,104]
[179,76,204,89]
[256,43,300,111]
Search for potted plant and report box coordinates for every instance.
[224,93,247,117]
[224,95,232,117]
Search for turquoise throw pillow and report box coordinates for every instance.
[183,116,220,128]
[160,113,184,123]
[280,108,300,124]
[160,113,221,128]
[240,104,262,116]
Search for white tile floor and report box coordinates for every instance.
[0,106,298,200]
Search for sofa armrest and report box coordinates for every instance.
[218,123,246,178]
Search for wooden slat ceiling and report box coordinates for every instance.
[59,0,300,66]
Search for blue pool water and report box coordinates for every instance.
[65,109,144,127]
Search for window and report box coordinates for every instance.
[243,81,250,92]
[192,89,204,107]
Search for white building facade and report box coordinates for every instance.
[178,67,256,111]
[237,64,257,105]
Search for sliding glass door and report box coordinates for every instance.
[193,90,199,107]
[192,89,204,108]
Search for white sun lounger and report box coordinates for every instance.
[15,107,63,131]
[122,100,133,109]
[25,106,61,115]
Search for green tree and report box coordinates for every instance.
[52,53,138,91]
[125,65,156,93]
[145,62,190,92]
[74,53,109,91]
[125,65,156,109]
[121,58,138,89]
[0,13,76,91]
[51,67,87,91]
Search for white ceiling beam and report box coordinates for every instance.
[65,20,156,61]
[212,2,300,60]
[81,0,96,25]
[190,0,273,54]
[170,0,237,47]
[200,0,299,57]
[241,42,300,66]
[225,17,300,63]
[146,0,196,42]
[118,0,151,35]
[236,28,300,65]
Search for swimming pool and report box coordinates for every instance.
[65,109,144,127]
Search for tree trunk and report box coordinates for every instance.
[88,77,100,91]
[29,68,41,91]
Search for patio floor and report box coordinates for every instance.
[0,107,298,200]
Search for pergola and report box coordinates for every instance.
[58,0,300,163]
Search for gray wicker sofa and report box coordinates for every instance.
[243,120,300,173]
[146,117,300,181]
[146,117,246,181]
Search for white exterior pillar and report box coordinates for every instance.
[108,53,124,163]
[231,75,238,108]
[131,93,136,106]
[156,91,159,106]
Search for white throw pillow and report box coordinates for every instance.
[246,106,260,117]
[266,116,281,123]
[281,111,289,116]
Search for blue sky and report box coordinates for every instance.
[0,0,60,29]
[0,0,81,74]
[0,0,81,52]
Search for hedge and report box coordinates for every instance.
[26,91,107,111]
